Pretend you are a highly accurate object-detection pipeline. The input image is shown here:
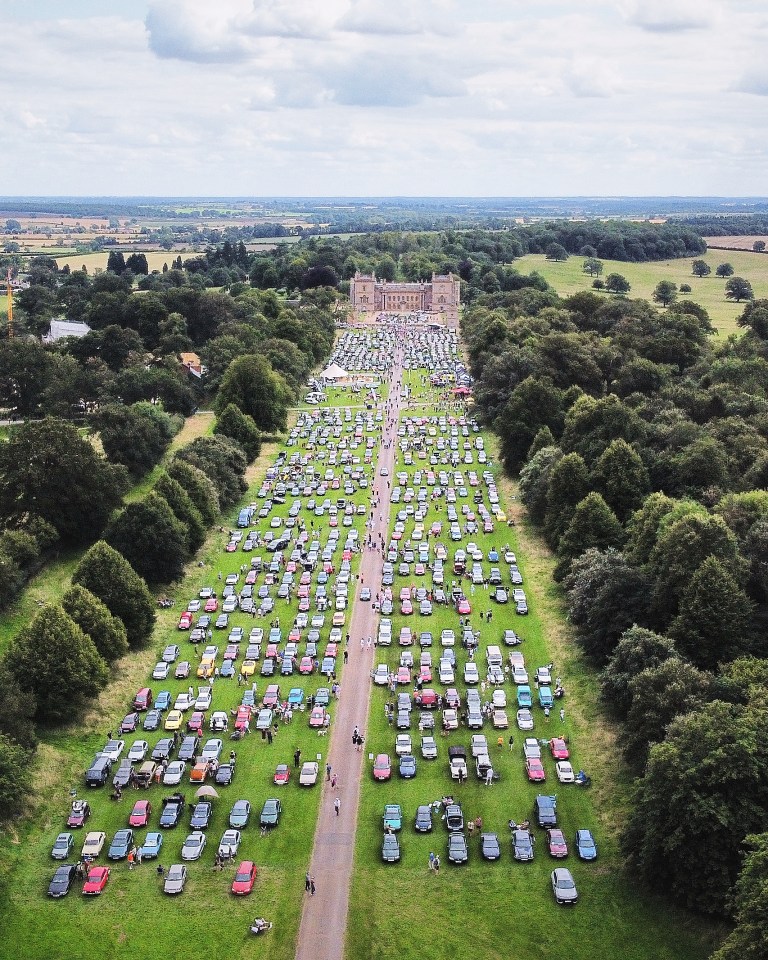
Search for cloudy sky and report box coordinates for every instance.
[1,0,767,196]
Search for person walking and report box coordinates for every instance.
[433,855,440,874]
[428,851,435,872]
[310,876,316,896]
[334,797,341,816]
[326,762,332,781]
[544,707,550,723]
[559,707,565,723]
[294,749,301,768]
[305,871,311,892]
[331,773,337,789]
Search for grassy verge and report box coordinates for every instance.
[347,391,724,960]
[513,251,768,338]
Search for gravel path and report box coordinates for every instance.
[295,338,405,960]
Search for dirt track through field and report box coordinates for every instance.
[294,336,405,960]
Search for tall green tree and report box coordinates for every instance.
[61,584,129,663]
[167,459,220,525]
[174,436,247,507]
[592,439,649,522]
[215,354,292,433]
[668,557,753,669]
[652,280,678,307]
[716,262,735,278]
[95,403,172,478]
[214,403,262,461]
[555,492,624,580]
[0,419,128,545]
[0,734,33,821]
[154,473,206,553]
[712,833,768,960]
[0,661,37,749]
[6,605,108,724]
[544,452,589,546]
[106,493,189,584]
[518,446,562,526]
[600,626,680,719]
[692,259,711,277]
[726,277,755,302]
[72,541,156,648]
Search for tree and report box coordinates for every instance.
[712,833,768,960]
[167,459,219,525]
[6,605,108,724]
[72,541,156,648]
[725,277,755,302]
[95,403,172,478]
[716,262,735,278]
[545,243,569,262]
[582,257,603,277]
[154,473,206,553]
[61,584,129,663]
[544,452,590,547]
[0,661,37,749]
[14,285,59,334]
[648,512,741,622]
[564,549,650,665]
[652,280,678,307]
[605,273,631,295]
[106,493,189,584]
[624,658,713,769]
[106,251,126,274]
[0,734,33,821]
[591,439,649,522]
[592,278,605,290]
[125,252,149,275]
[754,241,767,253]
[216,355,292,433]
[555,492,624,580]
[600,626,679,719]
[0,419,128,546]
[737,299,768,339]
[680,283,692,293]
[692,259,711,277]
[174,436,247,507]
[496,377,565,473]
[623,701,768,915]
[519,446,562,526]
[668,557,753,670]
[214,403,262,461]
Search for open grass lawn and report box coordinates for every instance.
[514,250,768,338]
[347,389,723,960]
[0,400,382,960]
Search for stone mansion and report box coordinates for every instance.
[349,272,460,326]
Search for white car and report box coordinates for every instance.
[421,736,438,759]
[209,712,229,732]
[218,829,241,858]
[536,666,552,686]
[463,663,479,684]
[163,761,186,785]
[470,735,489,757]
[440,629,455,647]
[511,664,529,684]
[523,737,541,760]
[395,734,412,756]
[492,709,509,728]
[100,739,125,762]
[174,693,193,712]
[556,761,575,783]
[442,709,459,731]
[127,740,148,762]
[492,689,507,708]
[195,688,213,711]
[152,661,170,680]
[438,661,455,684]
[82,831,106,858]
[181,831,206,861]
[372,664,389,686]
[516,709,535,731]
[202,738,223,761]
[299,761,319,786]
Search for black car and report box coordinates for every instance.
[414,805,433,833]
[159,794,186,828]
[113,759,133,789]
[152,739,174,762]
[534,795,557,828]
[261,658,275,677]
[382,834,401,863]
[214,763,235,786]
[480,832,501,861]
[143,710,162,732]
[190,801,212,829]
[48,864,77,898]
[447,833,468,864]
[178,736,199,762]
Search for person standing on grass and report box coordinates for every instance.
[559,708,565,723]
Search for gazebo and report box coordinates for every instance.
[320,362,348,382]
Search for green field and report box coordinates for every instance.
[514,249,768,338]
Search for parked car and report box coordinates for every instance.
[551,867,578,905]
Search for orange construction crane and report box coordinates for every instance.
[5,269,12,338]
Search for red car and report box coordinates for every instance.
[274,764,290,785]
[66,800,91,828]
[298,598,310,612]
[187,711,206,733]
[82,866,110,896]
[401,599,413,615]
[445,688,461,708]
[309,707,327,728]
[373,754,392,781]
[129,800,151,827]
[234,706,252,731]
[204,597,219,613]
[418,666,432,684]
[231,860,257,895]
[550,738,569,760]
[119,712,139,734]
[457,598,471,615]
[325,643,338,658]
[546,828,569,858]
[299,657,314,675]
[263,684,280,707]
[399,587,412,601]
[417,687,438,708]
[526,758,546,782]
[177,612,193,630]
[396,666,411,685]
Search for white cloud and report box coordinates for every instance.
[625,0,718,33]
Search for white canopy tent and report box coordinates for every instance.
[320,362,348,380]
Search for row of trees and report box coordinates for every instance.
[464,279,768,935]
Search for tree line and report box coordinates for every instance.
[464,282,768,949]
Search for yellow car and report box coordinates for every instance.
[164,710,183,731]
[240,659,256,677]
[197,661,214,679]
[496,510,507,522]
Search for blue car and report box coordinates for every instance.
[517,685,532,708]
[140,832,163,859]
[108,828,134,860]
[383,804,402,831]
[539,686,553,709]
[315,688,330,706]
[575,829,598,861]
[288,687,304,706]
[154,691,171,712]
[241,690,256,708]
[399,755,417,779]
